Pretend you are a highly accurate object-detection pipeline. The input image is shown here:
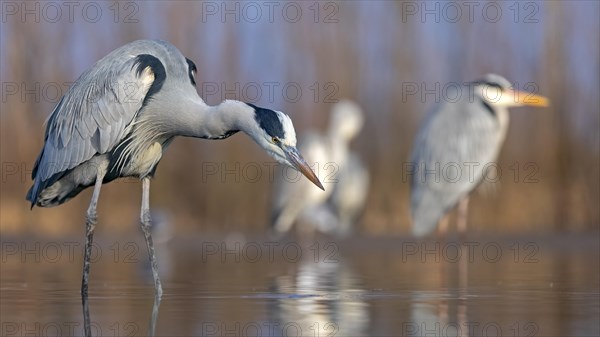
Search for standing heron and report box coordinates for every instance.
[410,74,549,237]
[26,40,323,298]
[271,100,365,237]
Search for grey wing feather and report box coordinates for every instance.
[28,53,153,203]
[410,98,503,236]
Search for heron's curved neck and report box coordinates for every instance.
[179,99,256,140]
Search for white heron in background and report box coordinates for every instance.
[410,74,549,237]
[271,100,368,237]
[26,40,323,301]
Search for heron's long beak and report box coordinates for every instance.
[511,90,550,107]
[283,146,325,190]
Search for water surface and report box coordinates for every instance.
[1,234,598,336]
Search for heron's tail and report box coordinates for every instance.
[26,176,85,208]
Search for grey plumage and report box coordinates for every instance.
[27,39,323,299]
[27,40,189,207]
[410,74,549,237]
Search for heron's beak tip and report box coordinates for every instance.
[315,179,325,191]
[514,91,550,107]
[527,95,550,107]
[284,146,324,191]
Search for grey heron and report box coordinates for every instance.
[271,100,365,237]
[410,74,549,237]
[26,40,323,298]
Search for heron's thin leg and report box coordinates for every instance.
[140,177,163,297]
[81,170,105,337]
[82,290,91,337]
[457,196,470,236]
[81,173,104,295]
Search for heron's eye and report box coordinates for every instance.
[272,137,280,144]
[185,58,197,86]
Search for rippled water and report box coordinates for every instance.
[1,234,598,336]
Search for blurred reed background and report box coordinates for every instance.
[1,1,598,236]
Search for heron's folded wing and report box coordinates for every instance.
[30,53,163,199]
[410,99,502,230]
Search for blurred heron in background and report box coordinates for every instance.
[26,39,324,299]
[314,152,370,237]
[271,100,368,237]
[410,74,549,237]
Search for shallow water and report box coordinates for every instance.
[1,234,598,336]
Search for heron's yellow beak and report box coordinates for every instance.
[512,90,550,107]
[284,146,325,191]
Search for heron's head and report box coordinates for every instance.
[329,100,365,141]
[473,73,549,108]
[247,104,324,190]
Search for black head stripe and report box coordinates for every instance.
[484,82,503,89]
[480,100,496,115]
[186,58,197,86]
[133,54,166,106]
[247,103,285,138]
[471,80,503,90]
